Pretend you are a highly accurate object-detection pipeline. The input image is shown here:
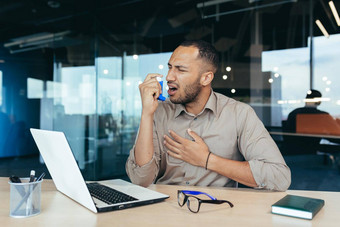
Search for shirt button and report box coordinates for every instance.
[194,117,197,121]
[261,183,265,187]
[186,181,190,185]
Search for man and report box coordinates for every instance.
[284,90,339,153]
[286,89,328,133]
[126,40,291,191]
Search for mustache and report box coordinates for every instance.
[167,82,179,88]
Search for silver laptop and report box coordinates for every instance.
[30,128,169,213]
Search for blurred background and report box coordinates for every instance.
[0,0,340,190]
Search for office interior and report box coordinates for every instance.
[0,0,340,191]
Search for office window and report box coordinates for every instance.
[262,44,309,120]
[49,53,172,179]
[27,78,44,99]
[97,56,122,116]
[56,66,96,115]
[50,65,96,171]
[313,34,340,117]
[46,81,67,99]
[263,34,340,121]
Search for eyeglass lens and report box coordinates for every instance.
[187,196,200,213]
[178,191,186,206]
[178,191,200,213]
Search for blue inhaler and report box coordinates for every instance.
[158,81,166,101]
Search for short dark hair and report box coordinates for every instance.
[179,40,219,73]
[306,89,322,99]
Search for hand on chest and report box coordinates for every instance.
[163,119,238,159]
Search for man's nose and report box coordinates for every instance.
[166,69,175,82]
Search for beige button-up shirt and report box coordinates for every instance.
[126,91,291,191]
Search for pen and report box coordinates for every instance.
[9,175,26,198]
[29,170,35,183]
[27,170,35,215]
[35,172,45,182]
[9,175,22,183]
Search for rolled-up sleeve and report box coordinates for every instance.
[125,120,161,187]
[237,104,291,191]
[125,145,159,187]
[248,158,291,191]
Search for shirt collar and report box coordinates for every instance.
[173,90,217,118]
[174,104,186,118]
[204,90,217,115]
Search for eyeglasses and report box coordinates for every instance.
[177,190,234,213]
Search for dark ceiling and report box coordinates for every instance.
[0,0,339,59]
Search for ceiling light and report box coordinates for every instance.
[158,64,164,70]
[4,31,71,54]
[200,0,297,19]
[226,66,231,72]
[268,78,274,83]
[4,31,70,47]
[222,75,228,80]
[322,76,328,81]
[103,69,109,75]
[274,73,279,78]
[315,20,330,38]
[133,54,138,60]
[329,1,340,26]
[47,1,60,8]
[197,0,235,8]
[231,89,236,94]
[326,80,332,85]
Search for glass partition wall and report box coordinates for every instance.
[0,0,339,184]
[45,38,173,180]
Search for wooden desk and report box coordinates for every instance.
[1,178,339,226]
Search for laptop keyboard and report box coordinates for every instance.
[87,183,138,205]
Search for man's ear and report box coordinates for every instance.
[200,71,214,86]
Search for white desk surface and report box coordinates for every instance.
[1,177,340,226]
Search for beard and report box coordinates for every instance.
[170,76,202,105]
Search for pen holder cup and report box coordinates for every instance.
[9,178,42,218]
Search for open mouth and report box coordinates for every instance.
[167,84,178,96]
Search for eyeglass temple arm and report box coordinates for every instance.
[200,199,234,208]
[180,190,217,200]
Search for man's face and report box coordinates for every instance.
[166,46,204,105]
